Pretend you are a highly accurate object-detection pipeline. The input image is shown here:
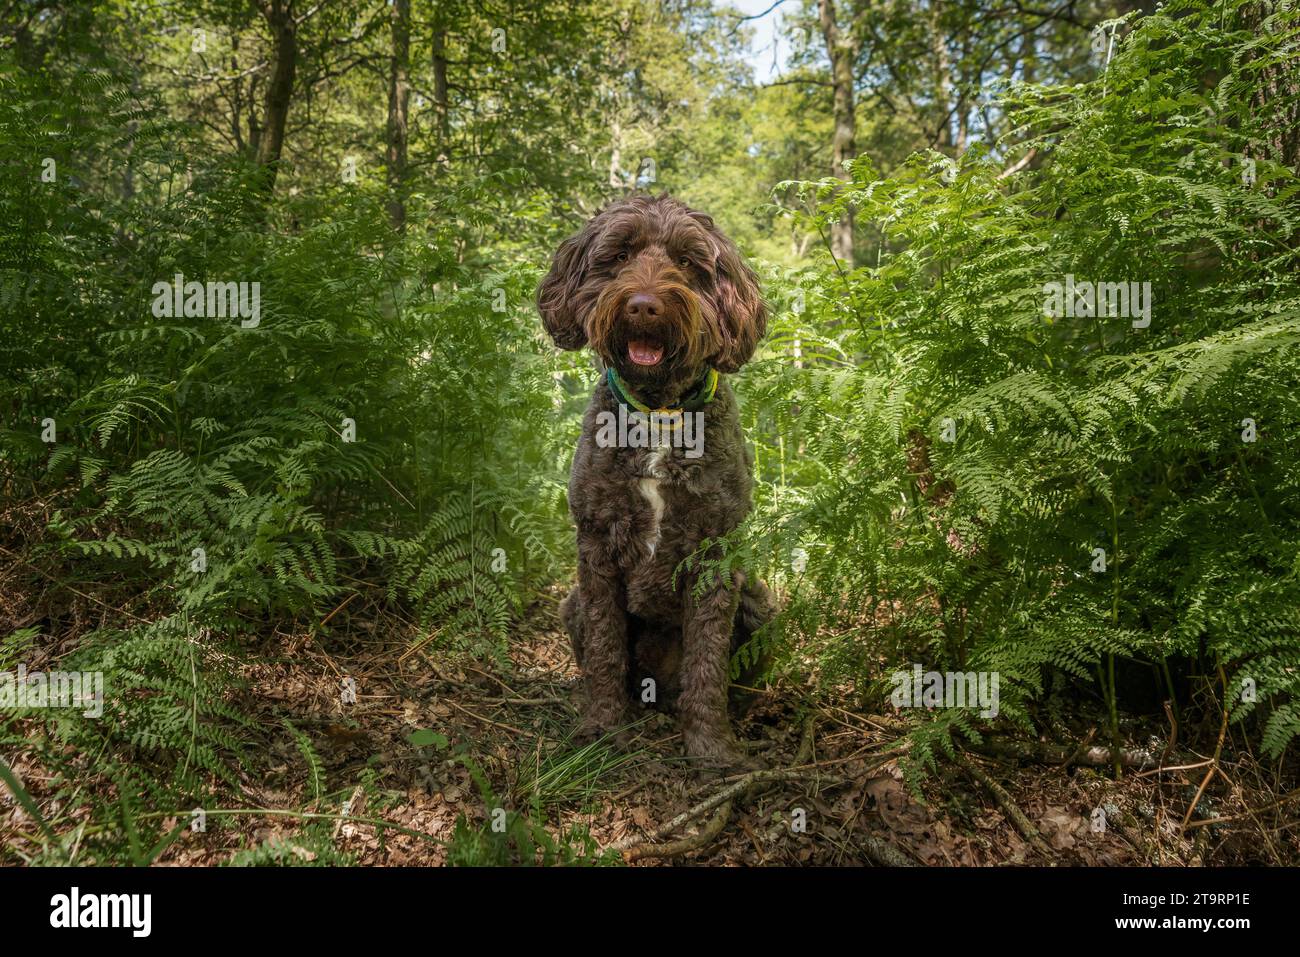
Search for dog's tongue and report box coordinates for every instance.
[627,339,664,366]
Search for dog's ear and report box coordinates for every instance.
[708,231,767,373]
[537,221,597,350]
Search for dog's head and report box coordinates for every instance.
[537,195,766,391]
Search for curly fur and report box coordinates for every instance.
[538,194,775,768]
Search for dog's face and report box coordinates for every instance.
[537,195,766,390]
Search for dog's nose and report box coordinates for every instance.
[624,293,663,321]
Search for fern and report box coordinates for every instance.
[731,0,1300,766]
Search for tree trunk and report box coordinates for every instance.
[929,2,953,150]
[386,0,411,231]
[254,2,299,196]
[432,17,450,167]
[818,0,857,266]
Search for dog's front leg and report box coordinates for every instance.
[678,572,749,768]
[574,549,632,736]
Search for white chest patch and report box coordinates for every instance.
[645,445,671,478]
[638,477,666,555]
[639,447,672,555]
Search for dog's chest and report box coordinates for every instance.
[637,446,673,556]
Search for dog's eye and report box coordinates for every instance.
[678,256,692,268]
[616,251,629,263]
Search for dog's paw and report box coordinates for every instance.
[574,702,634,746]
[574,723,642,753]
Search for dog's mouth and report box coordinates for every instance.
[627,338,665,367]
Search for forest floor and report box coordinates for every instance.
[62,589,1300,866]
[4,569,1299,866]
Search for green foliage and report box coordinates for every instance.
[716,0,1300,770]
[445,757,619,867]
[0,49,577,860]
[284,719,326,807]
[517,729,650,811]
[227,827,357,868]
[444,810,616,867]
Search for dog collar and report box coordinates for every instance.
[606,366,719,417]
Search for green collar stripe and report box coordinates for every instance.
[606,367,719,414]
